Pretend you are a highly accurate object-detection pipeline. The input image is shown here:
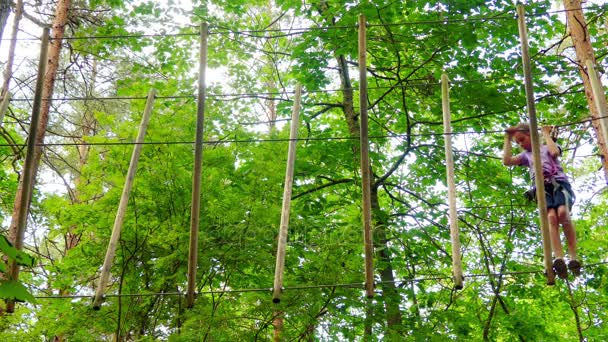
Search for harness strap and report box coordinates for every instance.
[546,178,574,210]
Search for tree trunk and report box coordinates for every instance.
[52,58,97,342]
[1,0,22,97]
[0,0,10,49]
[266,78,277,131]
[337,54,360,140]
[264,4,277,132]
[273,311,283,342]
[327,12,403,333]
[5,0,71,313]
[563,0,608,183]
[363,298,373,340]
[335,49,403,337]
[371,186,403,335]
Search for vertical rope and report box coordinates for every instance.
[92,89,157,309]
[441,73,463,289]
[186,23,208,309]
[272,84,302,303]
[358,15,375,299]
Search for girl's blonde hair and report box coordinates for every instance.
[507,123,530,136]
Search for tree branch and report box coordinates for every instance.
[292,177,353,200]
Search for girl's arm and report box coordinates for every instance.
[503,133,522,166]
[542,126,560,158]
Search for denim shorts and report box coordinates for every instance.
[543,180,575,210]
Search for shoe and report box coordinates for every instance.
[568,259,582,277]
[552,258,568,279]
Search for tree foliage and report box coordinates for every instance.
[0,0,607,340]
[0,235,35,303]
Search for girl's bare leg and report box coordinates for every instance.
[547,208,563,258]
[558,205,577,260]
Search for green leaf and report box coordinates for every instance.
[0,235,35,267]
[0,280,36,303]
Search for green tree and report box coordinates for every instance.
[1,0,607,340]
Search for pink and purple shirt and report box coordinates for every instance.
[517,145,568,183]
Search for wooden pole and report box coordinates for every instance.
[358,15,374,299]
[272,84,302,303]
[585,60,608,160]
[0,91,10,127]
[7,27,49,284]
[92,89,157,309]
[517,5,555,285]
[441,74,464,290]
[186,23,208,309]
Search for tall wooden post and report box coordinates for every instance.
[6,27,49,288]
[585,61,608,164]
[272,85,302,303]
[517,5,555,285]
[441,74,463,290]
[92,89,157,309]
[186,23,208,309]
[358,15,374,299]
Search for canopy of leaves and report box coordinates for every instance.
[0,0,607,340]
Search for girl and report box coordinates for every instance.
[503,123,580,279]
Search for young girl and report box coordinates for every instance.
[503,123,580,279]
